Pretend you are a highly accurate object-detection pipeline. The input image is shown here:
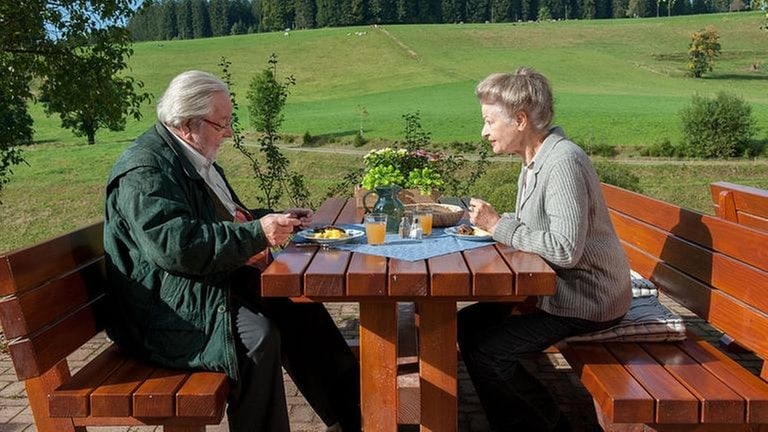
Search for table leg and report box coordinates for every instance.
[417,301,458,432]
[359,302,398,432]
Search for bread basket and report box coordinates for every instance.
[404,203,465,227]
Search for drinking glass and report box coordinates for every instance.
[364,213,387,245]
[415,207,433,236]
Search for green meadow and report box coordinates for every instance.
[30,11,768,147]
[4,12,768,252]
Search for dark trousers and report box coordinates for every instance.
[228,281,361,432]
[457,303,619,432]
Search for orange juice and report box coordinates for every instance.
[419,212,433,236]
[364,213,387,245]
[365,222,386,245]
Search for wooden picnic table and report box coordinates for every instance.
[260,197,557,432]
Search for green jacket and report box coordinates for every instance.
[104,123,269,380]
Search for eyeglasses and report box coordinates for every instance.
[201,118,231,132]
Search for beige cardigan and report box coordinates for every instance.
[493,127,632,322]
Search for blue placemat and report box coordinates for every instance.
[295,224,495,261]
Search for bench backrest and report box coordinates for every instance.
[0,221,106,380]
[602,183,768,363]
[710,181,768,233]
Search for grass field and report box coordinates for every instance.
[28,12,768,148]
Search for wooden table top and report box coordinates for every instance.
[261,197,556,301]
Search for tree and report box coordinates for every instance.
[209,0,230,36]
[293,0,316,28]
[316,0,342,26]
[0,56,31,203]
[161,0,179,40]
[581,0,597,18]
[177,0,195,39]
[370,0,397,22]
[261,0,287,31]
[40,27,152,145]
[242,54,309,208]
[687,27,720,78]
[191,0,211,38]
[0,0,147,194]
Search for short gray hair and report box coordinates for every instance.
[156,70,229,127]
[475,67,554,131]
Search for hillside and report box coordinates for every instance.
[28,12,767,147]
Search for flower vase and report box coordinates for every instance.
[355,185,440,209]
[362,185,406,233]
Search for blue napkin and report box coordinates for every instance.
[327,225,495,261]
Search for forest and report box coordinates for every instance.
[127,0,745,40]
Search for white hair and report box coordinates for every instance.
[475,67,554,131]
[156,70,229,128]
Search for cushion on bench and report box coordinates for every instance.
[565,272,686,343]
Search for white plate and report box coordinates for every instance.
[444,226,494,242]
[295,228,365,245]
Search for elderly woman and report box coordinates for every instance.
[459,67,632,431]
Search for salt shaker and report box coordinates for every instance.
[398,216,411,239]
[409,216,423,240]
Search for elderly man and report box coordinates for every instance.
[104,70,360,432]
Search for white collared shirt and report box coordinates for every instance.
[166,127,237,218]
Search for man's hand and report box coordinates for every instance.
[260,213,302,246]
[285,208,314,230]
[468,198,500,233]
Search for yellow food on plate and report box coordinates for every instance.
[311,226,348,239]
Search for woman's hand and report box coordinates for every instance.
[468,198,500,233]
[260,213,302,246]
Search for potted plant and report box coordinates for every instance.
[356,147,445,208]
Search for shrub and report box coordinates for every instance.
[302,131,314,146]
[640,138,679,158]
[594,162,642,192]
[579,134,617,157]
[679,92,757,158]
[353,133,367,147]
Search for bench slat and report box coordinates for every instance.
[0,259,104,339]
[559,342,655,423]
[175,372,229,418]
[604,184,768,272]
[642,343,745,423]
[133,369,190,417]
[604,343,699,423]
[49,344,127,417]
[678,338,768,423]
[610,210,768,316]
[0,222,103,297]
[90,358,155,417]
[8,297,104,380]
[711,182,768,227]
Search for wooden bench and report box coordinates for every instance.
[711,181,768,233]
[0,222,230,432]
[559,183,768,431]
